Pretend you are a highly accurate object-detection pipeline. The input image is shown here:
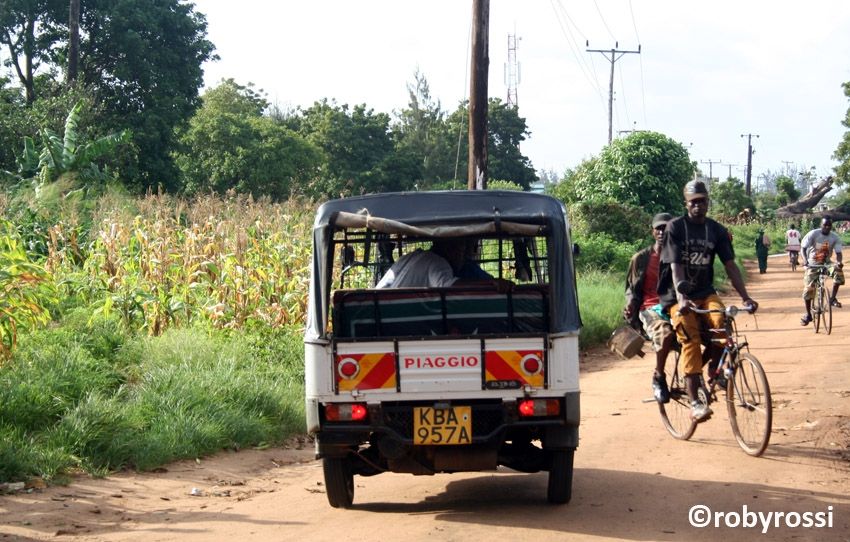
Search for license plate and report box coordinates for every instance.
[413,406,472,445]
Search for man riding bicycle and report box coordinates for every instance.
[785,224,801,268]
[800,216,844,325]
[658,180,758,422]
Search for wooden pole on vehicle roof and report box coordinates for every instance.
[468,0,489,190]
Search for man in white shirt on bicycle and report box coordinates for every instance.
[800,216,845,325]
[785,224,801,268]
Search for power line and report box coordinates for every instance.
[550,0,605,102]
[627,0,648,126]
[592,0,617,42]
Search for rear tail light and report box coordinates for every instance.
[325,403,368,422]
[518,399,560,417]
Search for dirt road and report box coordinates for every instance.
[2,259,849,541]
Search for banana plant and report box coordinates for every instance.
[15,101,130,189]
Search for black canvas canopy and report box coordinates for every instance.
[305,191,581,341]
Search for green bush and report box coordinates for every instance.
[570,200,652,244]
[573,232,641,273]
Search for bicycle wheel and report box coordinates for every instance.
[814,283,824,333]
[658,350,697,440]
[825,289,833,335]
[726,353,772,456]
[790,257,797,272]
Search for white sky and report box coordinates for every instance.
[194,0,850,186]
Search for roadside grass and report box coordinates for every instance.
[576,269,622,349]
[0,316,305,483]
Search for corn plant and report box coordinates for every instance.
[47,193,315,336]
[0,220,57,360]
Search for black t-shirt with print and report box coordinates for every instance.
[658,215,735,307]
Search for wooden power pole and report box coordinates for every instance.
[586,42,640,145]
[468,0,489,190]
[741,133,759,196]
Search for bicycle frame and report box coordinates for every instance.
[658,304,771,456]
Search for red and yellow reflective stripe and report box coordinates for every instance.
[485,350,544,388]
[336,353,397,391]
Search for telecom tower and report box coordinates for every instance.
[505,33,520,107]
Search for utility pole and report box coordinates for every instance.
[741,133,759,196]
[721,163,738,181]
[468,0,490,190]
[505,32,520,107]
[586,42,641,145]
[700,159,721,183]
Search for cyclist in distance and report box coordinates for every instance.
[800,216,844,325]
[623,212,676,404]
[657,180,758,422]
[786,223,801,268]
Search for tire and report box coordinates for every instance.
[547,449,574,504]
[790,253,797,272]
[658,351,697,440]
[322,457,354,508]
[825,292,833,335]
[814,284,824,334]
[726,353,772,457]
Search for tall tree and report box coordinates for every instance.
[77,0,215,190]
[0,0,65,104]
[447,98,537,189]
[1,0,215,189]
[175,79,320,199]
[392,70,454,187]
[67,0,79,82]
[556,131,694,214]
[288,99,415,196]
[833,80,850,185]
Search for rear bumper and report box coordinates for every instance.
[312,391,580,457]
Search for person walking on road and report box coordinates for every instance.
[755,228,771,274]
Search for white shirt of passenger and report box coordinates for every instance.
[376,249,458,288]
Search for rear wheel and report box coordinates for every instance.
[790,252,798,271]
[658,351,697,440]
[547,449,574,504]
[727,353,772,456]
[323,457,354,508]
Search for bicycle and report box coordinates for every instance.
[788,250,799,272]
[806,264,832,335]
[656,305,772,456]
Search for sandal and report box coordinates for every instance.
[831,298,842,308]
[800,314,813,326]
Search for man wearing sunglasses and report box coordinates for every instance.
[624,212,676,404]
[657,180,758,422]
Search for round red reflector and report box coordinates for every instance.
[337,358,360,379]
[521,354,542,375]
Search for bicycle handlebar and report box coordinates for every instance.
[690,305,755,317]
